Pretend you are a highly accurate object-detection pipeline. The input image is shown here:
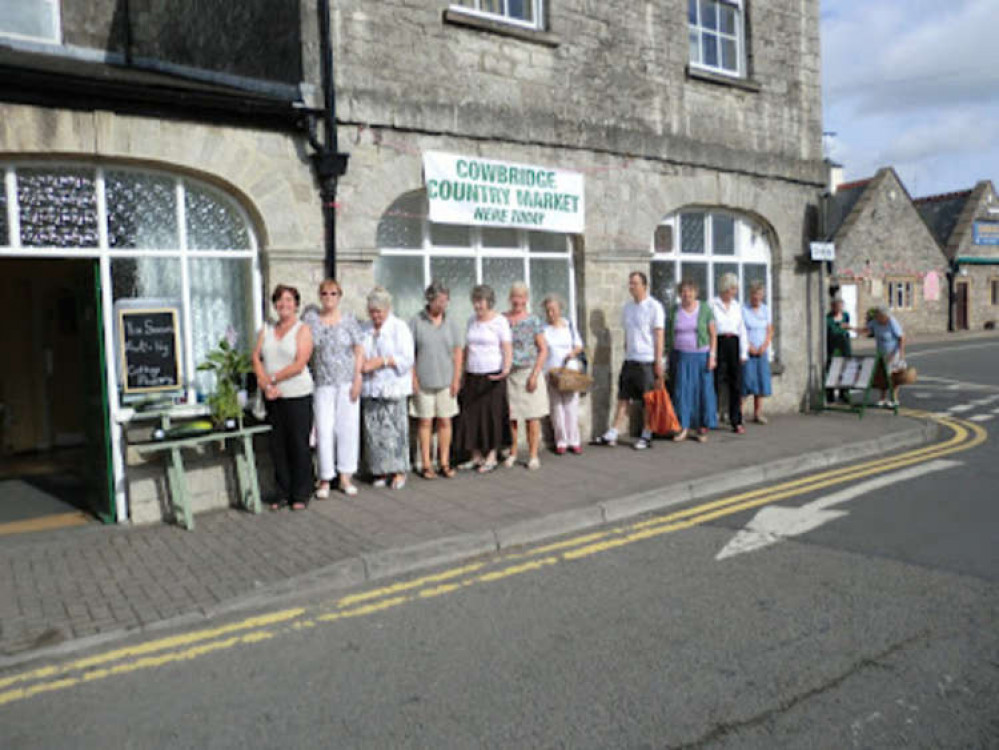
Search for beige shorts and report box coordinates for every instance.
[409,387,460,419]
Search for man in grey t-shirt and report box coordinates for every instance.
[409,281,465,478]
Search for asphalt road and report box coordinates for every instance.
[2,338,997,749]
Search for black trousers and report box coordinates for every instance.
[715,336,743,426]
[266,394,314,504]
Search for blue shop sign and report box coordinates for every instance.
[973,220,999,245]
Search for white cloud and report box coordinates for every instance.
[822,0,999,194]
[824,0,999,115]
[883,112,994,164]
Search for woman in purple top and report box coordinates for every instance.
[666,279,718,443]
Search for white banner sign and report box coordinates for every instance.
[423,151,585,234]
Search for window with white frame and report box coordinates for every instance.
[375,191,573,325]
[688,0,744,77]
[887,279,915,310]
[651,209,771,311]
[0,164,260,402]
[0,0,61,43]
[451,0,543,30]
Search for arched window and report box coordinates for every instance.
[375,190,575,323]
[0,164,260,400]
[651,209,771,309]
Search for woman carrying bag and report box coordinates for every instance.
[541,294,585,455]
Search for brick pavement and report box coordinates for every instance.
[0,411,927,658]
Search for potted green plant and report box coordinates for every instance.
[197,327,253,429]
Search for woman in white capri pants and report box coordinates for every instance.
[542,294,584,454]
[303,278,363,497]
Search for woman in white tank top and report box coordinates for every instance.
[252,284,314,510]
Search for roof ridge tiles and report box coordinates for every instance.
[914,189,973,204]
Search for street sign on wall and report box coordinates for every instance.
[972,220,999,246]
[423,151,585,234]
[809,241,836,261]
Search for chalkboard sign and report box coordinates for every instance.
[118,307,183,393]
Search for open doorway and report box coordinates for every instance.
[0,258,114,532]
[955,279,970,331]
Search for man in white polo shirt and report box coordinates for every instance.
[593,271,665,450]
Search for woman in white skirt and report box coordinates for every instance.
[542,294,584,455]
[503,282,548,470]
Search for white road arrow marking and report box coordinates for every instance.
[715,459,963,560]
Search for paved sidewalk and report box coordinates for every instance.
[0,410,935,662]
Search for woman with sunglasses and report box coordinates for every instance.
[303,278,363,497]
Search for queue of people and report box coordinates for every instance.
[250,271,786,508]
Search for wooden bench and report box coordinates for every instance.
[132,424,271,530]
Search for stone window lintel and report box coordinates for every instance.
[443,8,561,47]
[686,65,761,93]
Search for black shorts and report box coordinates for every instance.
[618,361,656,402]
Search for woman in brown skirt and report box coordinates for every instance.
[456,285,512,473]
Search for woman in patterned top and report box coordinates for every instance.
[360,287,415,490]
[303,278,363,497]
[503,281,549,470]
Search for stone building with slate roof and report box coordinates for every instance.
[826,168,949,337]
[915,181,999,332]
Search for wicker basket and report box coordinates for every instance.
[892,366,917,386]
[548,367,594,393]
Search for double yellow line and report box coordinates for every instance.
[0,410,986,708]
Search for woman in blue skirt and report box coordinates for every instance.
[741,281,773,424]
[666,279,718,443]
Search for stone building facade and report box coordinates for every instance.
[826,168,949,337]
[1,0,827,526]
[0,0,326,524]
[330,0,827,439]
[916,181,999,332]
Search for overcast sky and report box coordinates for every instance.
[821,0,999,198]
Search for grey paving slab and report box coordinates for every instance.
[0,411,932,661]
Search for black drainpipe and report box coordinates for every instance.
[309,0,350,279]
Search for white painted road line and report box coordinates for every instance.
[949,404,975,413]
[969,414,994,423]
[907,341,999,358]
[716,459,964,560]
[918,375,999,392]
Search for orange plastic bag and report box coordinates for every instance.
[643,388,680,436]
